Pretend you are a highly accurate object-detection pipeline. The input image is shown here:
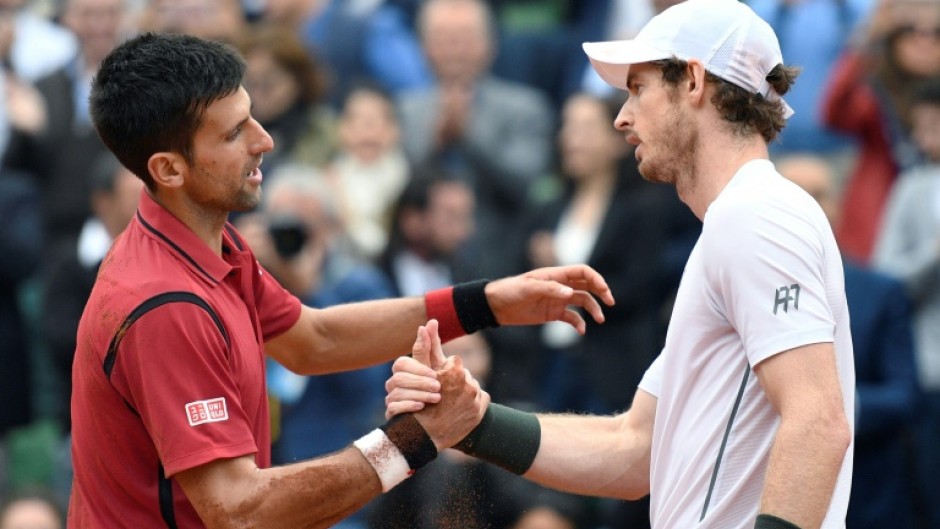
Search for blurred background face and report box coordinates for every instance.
[338,90,400,164]
[245,49,301,124]
[426,180,474,256]
[421,0,492,85]
[558,94,626,180]
[0,499,62,529]
[62,0,126,67]
[145,0,244,42]
[891,3,940,76]
[776,156,838,225]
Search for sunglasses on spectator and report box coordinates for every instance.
[896,25,940,39]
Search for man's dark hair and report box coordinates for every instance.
[90,32,247,188]
[654,58,800,143]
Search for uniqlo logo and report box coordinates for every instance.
[185,397,229,426]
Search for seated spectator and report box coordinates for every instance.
[324,83,410,260]
[750,0,873,156]
[261,0,432,107]
[822,0,940,262]
[138,0,246,43]
[379,172,477,297]
[236,23,337,176]
[0,167,42,496]
[780,154,919,529]
[397,0,554,279]
[872,77,940,529]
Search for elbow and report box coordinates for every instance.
[819,406,853,459]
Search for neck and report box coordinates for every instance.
[149,190,227,255]
[678,133,769,221]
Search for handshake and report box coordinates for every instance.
[356,319,542,491]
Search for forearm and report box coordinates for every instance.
[759,415,851,529]
[526,413,650,500]
[301,298,428,373]
[182,449,382,529]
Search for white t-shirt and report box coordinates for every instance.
[638,160,855,529]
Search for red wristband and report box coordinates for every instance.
[424,286,465,342]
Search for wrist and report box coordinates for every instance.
[454,403,540,475]
[425,279,499,342]
[354,414,438,492]
[755,514,803,529]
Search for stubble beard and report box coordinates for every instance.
[637,103,698,193]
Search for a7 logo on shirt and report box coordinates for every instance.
[186,397,229,426]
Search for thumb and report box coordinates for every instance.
[411,324,433,368]
[426,319,446,370]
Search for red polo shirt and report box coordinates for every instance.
[68,189,302,528]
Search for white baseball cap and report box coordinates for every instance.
[583,0,794,118]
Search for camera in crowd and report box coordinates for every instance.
[268,215,310,259]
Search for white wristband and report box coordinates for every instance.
[353,429,412,492]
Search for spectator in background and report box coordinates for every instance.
[0,488,63,529]
[0,166,42,498]
[236,23,336,176]
[236,167,395,529]
[138,0,245,43]
[750,0,874,156]
[380,172,477,298]
[324,83,410,260]
[822,0,940,262]
[486,0,612,109]
[5,0,127,261]
[780,154,919,529]
[873,77,940,529]
[261,0,432,107]
[41,153,141,433]
[398,0,554,280]
[0,0,76,83]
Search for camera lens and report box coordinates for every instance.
[268,216,308,259]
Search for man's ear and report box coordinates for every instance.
[147,152,188,189]
[685,59,709,106]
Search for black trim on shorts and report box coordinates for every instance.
[158,463,178,529]
[102,292,230,378]
[700,363,751,521]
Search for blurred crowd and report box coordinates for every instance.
[0,0,938,528]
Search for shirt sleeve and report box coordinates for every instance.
[109,301,258,477]
[701,194,836,367]
[254,261,303,341]
[638,353,664,398]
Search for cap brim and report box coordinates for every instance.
[583,40,672,90]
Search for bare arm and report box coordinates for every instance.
[177,322,488,529]
[386,336,655,501]
[175,450,381,529]
[266,265,614,375]
[525,389,656,500]
[754,342,852,529]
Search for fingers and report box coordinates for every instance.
[427,319,446,370]
[567,289,605,325]
[526,264,615,306]
[410,325,434,369]
[392,356,438,379]
[557,307,587,335]
[385,401,425,420]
